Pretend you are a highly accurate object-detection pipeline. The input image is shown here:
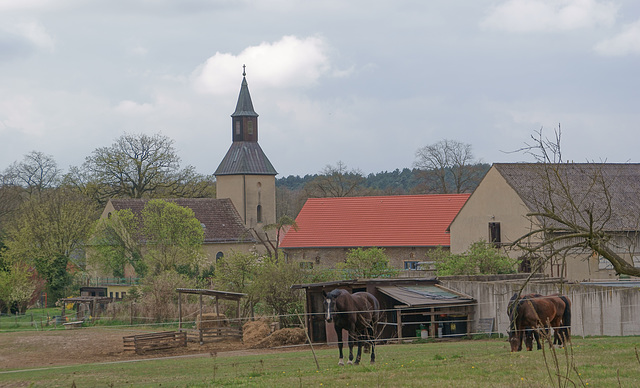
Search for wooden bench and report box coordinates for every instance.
[123,331,187,354]
[63,321,83,329]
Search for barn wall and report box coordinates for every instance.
[439,278,640,337]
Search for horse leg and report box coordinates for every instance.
[354,335,363,365]
[337,328,345,366]
[347,334,355,365]
[368,327,376,364]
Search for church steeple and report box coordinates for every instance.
[214,67,277,228]
[231,65,259,142]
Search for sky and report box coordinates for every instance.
[1,0,639,178]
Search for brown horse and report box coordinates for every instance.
[323,288,381,365]
[508,293,571,352]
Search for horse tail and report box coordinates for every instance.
[559,295,572,330]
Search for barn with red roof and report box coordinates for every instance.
[280,194,470,270]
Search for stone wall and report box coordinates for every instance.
[439,276,640,337]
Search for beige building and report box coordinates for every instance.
[449,163,640,281]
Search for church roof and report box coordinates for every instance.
[231,77,258,117]
[280,194,470,248]
[106,198,255,244]
[214,141,277,176]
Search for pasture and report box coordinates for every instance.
[1,334,639,387]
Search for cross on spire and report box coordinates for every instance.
[242,64,246,77]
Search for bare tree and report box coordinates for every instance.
[414,139,483,193]
[510,128,640,277]
[66,133,213,204]
[5,151,60,198]
[304,161,365,197]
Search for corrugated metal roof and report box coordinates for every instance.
[280,194,469,248]
[214,142,277,175]
[376,285,474,307]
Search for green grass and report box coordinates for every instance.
[0,307,64,332]
[2,336,640,387]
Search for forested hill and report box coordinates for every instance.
[276,164,491,194]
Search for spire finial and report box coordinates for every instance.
[242,64,246,77]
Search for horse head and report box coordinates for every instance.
[323,289,344,323]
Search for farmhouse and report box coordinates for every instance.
[449,163,640,282]
[280,194,469,270]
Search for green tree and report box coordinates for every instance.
[211,251,261,317]
[142,199,205,275]
[252,257,307,325]
[336,247,398,279]
[4,188,97,303]
[91,199,205,277]
[434,241,518,276]
[90,208,145,277]
[0,261,37,314]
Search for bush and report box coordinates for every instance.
[434,241,518,276]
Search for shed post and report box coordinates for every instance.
[396,309,403,342]
[199,293,204,345]
[178,291,182,330]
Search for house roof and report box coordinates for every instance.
[494,163,640,231]
[107,198,255,244]
[214,142,277,176]
[280,194,470,248]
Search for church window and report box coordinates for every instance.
[235,121,241,135]
[257,204,262,223]
[248,121,253,135]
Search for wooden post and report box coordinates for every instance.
[178,292,182,330]
[396,309,403,343]
[199,293,203,345]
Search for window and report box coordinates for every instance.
[489,222,501,246]
[247,121,253,135]
[404,261,419,270]
[299,262,313,269]
[216,251,224,263]
[256,204,262,223]
[235,121,241,135]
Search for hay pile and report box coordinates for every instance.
[250,327,307,349]
[242,319,272,346]
[196,313,227,329]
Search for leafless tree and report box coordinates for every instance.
[5,151,60,198]
[414,139,483,193]
[304,161,366,197]
[510,128,640,277]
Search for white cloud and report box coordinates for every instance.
[594,20,640,56]
[0,94,46,136]
[7,20,55,51]
[114,100,155,115]
[481,0,618,32]
[191,35,332,95]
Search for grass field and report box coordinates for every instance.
[1,336,639,387]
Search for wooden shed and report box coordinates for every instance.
[291,278,476,344]
[176,288,247,344]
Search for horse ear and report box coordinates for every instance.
[322,290,327,298]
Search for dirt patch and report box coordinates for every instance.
[0,327,255,370]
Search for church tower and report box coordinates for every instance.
[215,67,277,229]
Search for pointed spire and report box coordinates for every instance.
[231,65,258,117]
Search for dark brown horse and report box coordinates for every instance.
[323,288,381,365]
[508,293,571,352]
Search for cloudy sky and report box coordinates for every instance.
[1,0,639,177]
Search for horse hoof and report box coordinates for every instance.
[370,361,375,365]
[347,360,353,365]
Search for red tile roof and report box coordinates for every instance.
[280,194,469,248]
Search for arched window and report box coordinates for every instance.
[216,252,224,263]
[257,204,262,223]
